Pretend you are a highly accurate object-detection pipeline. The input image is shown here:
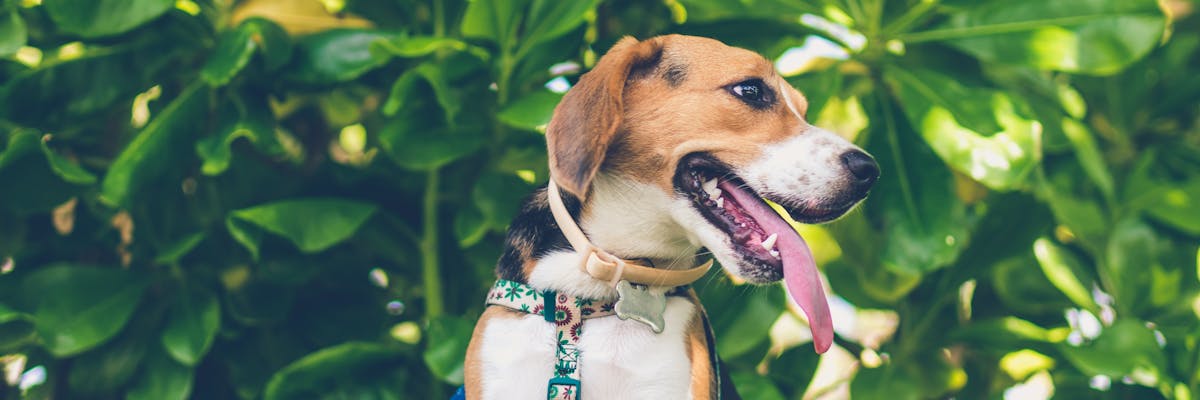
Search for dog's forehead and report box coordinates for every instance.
[661,37,775,82]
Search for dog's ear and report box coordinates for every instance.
[547,36,664,199]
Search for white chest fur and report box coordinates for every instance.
[476,296,697,399]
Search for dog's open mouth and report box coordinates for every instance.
[676,155,834,353]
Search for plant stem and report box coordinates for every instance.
[884,0,939,36]
[432,0,445,37]
[422,169,444,318]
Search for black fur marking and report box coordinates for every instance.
[628,45,665,81]
[496,186,583,283]
[662,63,687,87]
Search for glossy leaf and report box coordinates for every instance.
[229,198,377,253]
[154,232,207,265]
[287,29,395,84]
[43,0,173,37]
[0,10,25,57]
[382,62,458,121]
[127,349,194,400]
[521,0,598,49]
[372,36,469,58]
[1032,237,1098,311]
[887,68,1040,191]
[497,90,563,130]
[923,0,1166,75]
[424,315,473,385]
[1103,217,1157,312]
[24,265,147,357]
[201,18,293,86]
[698,280,786,359]
[0,302,35,351]
[732,371,786,400]
[161,288,220,366]
[461,0,528,47]
[41,137,97,184]
[100,85,208,207]
[378,121,484,171]
[263,342,402,400]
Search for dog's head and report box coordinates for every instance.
[546,35,878,351]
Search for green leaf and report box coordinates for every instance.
[886,68,1040,191]
[949,317,1061,349]
[1103,217,1157,312]
[1060,117,1114,199]
[225,216,263,260]
[42,0,173,37]
[1058,319,1166,386]
[919,0,1165,75]
[127,349,194,400]
[228,198,378,253]
[287,29,396,84]
[201,24,258,86]
[0,10,26,57]
[154,232,207,265]
[372,36,468,58]
[201,18,293,86]
[100,84,208,207]
[698,280,785,359]
[423,315,473,385]
[851,363,923,400]
[674,0,820,22]
[731,371,786,400]
[865,93,975,274]
[196,92,280,176]
[378,121,484,171]
[461,0,528,46]
[521,0,598,50]
[1032,237,1098,311]
[67,329,148,394]
[1143,180,1200,236]
[263,342,402,400]
[41,137,97,184]
[161,288,220,366]
[0,302,35,351]
[766,346,820,396]
[24,265,147,357]
[497,90,563,130]
[454,203,488,248]
[473,172,535,232]
[382,62,459,122]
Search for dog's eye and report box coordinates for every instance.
[728,79,772,109]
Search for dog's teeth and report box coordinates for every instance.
[715,197,724,208]
[770,249,780,258]
[761,233,778,250]
[708,188,722,199]
[702,179,719,196]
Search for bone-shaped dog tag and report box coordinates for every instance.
[615,280,667,333]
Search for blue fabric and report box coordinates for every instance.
[450,386,466,400]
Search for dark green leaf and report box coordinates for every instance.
[0,302,35,351]
[154,232,207,265]
[473,172,535,231]
[0,10,26,57]
[287,29,396,84]
[372,36,468,58]
[924,0,1165,75]
[41,137,97,184]
[461,0,528,47]
[497,90,563,130]
[731,371,786,400]
[67,329,148,395]
[201,24,258,86]
[886,68,1039,190]
[454,203,489,248]
[225,216,263,260]
[228,198,378,253]
[161,287,220,366]
[424,315,473,385]
[196,92,280,176]
[100,84,208,207]
[521,0,598,50]
[247,17,292,71]
[698,280,785,359]
[127,349,194,400]
[382,62,459,122]
[24,265,147,357]
[378,121,484,171]
[263,342,402,400]
[1103,217,1156,312]
[43,0,173,37]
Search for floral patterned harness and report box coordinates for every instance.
[485,279,687,400]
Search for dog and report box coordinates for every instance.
[463,34,878,399]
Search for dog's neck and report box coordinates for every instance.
[495,174,702,299]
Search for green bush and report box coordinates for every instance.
[1,0,1198,399]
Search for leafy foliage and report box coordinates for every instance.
[1,0,1198,399]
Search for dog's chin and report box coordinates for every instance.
[671,154,863,283]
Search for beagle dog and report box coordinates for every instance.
[464,35,878,399]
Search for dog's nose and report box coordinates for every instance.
[841,150,879,187]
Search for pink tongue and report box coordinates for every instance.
[718,181,833,354]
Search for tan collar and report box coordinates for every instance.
[546,179,713,288]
